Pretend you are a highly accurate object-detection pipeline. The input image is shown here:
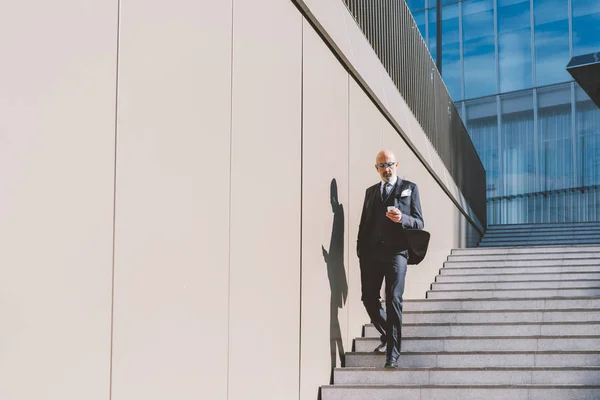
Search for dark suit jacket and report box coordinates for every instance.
[357,178,430,265]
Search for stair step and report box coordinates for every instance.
[444,258,600,267]
[480,240,600,247]
[482,230,600,241]
[486,230,600,236]
[483,238,600,244]
[344,351,600,368]
[333,366,600,385]
[400,309,600,324]
[487,222,600,229]
[431,280,600,290]
[490,223,600,228]
[452,245,600,255]
[354,336,600,352]
[483,237,600,243]
[321,384,600,400]
[486,227,600,234]
[483,235,600,239]
[401,297,600,311]
[364,322,600,337]
[426,287,600,299]
[479,235,600,246]
[483,235,600,242]
[448,252,600,262]
[435,272,600,282]
[440,266,600,275]
[486,225,600,231]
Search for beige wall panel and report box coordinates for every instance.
[300,22,349,400]
[347,79,384,343]
[0,2,117,399]
[383,124,468,299]
[111,1,232,399]
[196,2,232,396]
[297,0,353,67]
[228,1,302,399]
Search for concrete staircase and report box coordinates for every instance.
[479,222,600,247]
[321,226,600,400]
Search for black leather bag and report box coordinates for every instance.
[403,229,431,265]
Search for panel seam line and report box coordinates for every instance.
[108,0,121,397]
[226,0,235,399]
[298,18,304,400]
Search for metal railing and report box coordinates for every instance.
[343,0,487,227]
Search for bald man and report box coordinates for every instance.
[357,150,424,368]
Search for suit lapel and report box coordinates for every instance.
[392,178,404,209]
[393,178,404,198]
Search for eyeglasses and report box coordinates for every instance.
[375,162,397,169]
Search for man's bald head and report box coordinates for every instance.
[376,150,397,164]
[375,149,398,183]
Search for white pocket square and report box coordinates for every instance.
[400,189,412,197]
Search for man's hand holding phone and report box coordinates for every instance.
[386,206,402,223]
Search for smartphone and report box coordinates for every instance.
[387,206,395,212]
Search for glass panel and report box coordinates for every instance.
[413,11,427,42]
[406,0,426,12]
[498,0,532,92]
[441,4,462,100]
[462,0,496,99]
[538,96,573,192]
[572,0,600,56]
[534,0,570,86]
[482,86,600,224]
[501,92,535,197]
[466,98,500,198]
[428,7,437,62]
[576,101,600,187]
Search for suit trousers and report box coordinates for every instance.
[359,249,408,362]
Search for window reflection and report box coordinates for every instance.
[572,0,600,56]
[538,102,573,191]
[534,0,570,86]
[406,0,426,12]
[501,92,535,197]
[428,7,437,62]
[463,0,496,99]
[498,0,532,91]
[576,101,600,187]
[442,4,462,100]
[404,0,600,223]
[413,11,427,42]
[466,97,500,197]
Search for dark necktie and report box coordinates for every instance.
[382,183,392,200]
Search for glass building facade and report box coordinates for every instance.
[408,0,600,224]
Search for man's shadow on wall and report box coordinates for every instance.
[321,179,348,378]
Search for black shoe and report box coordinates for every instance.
[384,360,398,368]
[374,341,387,353]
